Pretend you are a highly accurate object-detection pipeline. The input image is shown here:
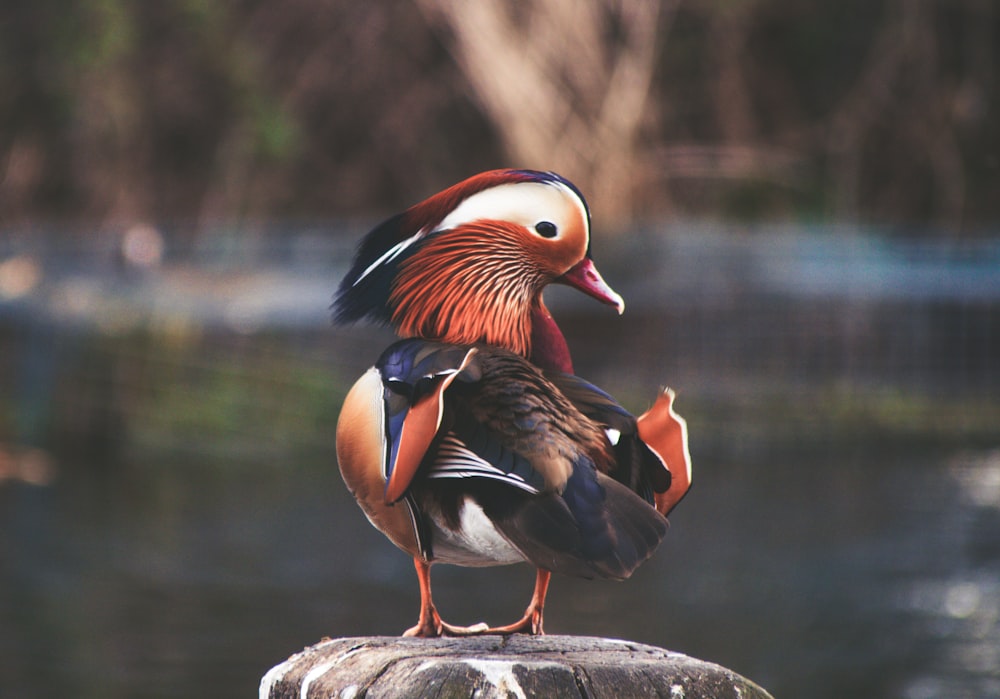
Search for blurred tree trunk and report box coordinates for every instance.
[418,0,675,229]
[710,2,757,146]
[827,0,966,228]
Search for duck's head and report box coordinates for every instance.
[334,169,623,372]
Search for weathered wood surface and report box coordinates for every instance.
[260,635,774,698]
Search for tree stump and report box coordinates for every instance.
[260,635,774,698]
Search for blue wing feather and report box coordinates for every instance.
[375,338,546,496]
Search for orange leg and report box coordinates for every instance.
[403,561,551,637]
[484,568,550,635]
[402,558,488,637]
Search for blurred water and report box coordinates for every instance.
[2,435,999,698]
[1,225,998,698]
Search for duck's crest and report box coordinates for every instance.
[333,169,580,326]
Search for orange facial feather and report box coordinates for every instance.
[389,221,547,356]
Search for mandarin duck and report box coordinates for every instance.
[334,169,691,637]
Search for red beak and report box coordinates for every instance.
[557,258,625,314]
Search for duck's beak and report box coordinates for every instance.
[557,258,625,315]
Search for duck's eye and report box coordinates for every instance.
[534,221,558,238]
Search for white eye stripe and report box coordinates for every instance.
[547,179,590,239]
[431,181,589,243]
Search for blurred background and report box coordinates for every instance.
[1,1,998,697]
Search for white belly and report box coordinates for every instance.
[428,497,526,567]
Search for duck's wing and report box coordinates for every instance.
[547,372,692,517]
[375,339,553,504]
[377,339,482,504]
[636,388,692,516]
[375,339,669,580]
